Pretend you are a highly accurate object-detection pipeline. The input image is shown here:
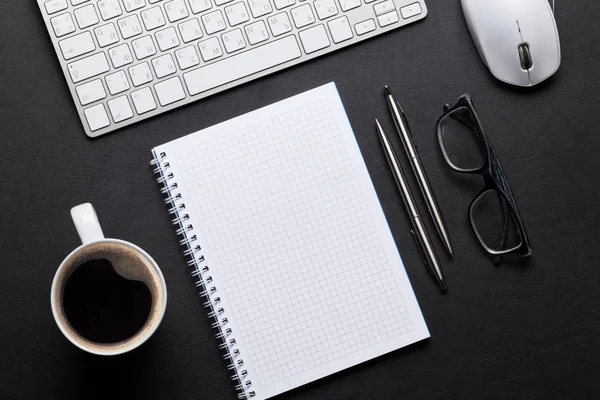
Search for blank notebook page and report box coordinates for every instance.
[152,83,429,400]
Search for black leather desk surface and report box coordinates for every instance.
[1,1,599,399]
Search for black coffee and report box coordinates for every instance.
[63,259,152,344]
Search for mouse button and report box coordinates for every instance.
[518,43,533,70]
[518,12,561,84]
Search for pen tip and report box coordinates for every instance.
[439,279,448,291]
[384,86,392,96]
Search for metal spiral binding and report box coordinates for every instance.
[151,151,255,400]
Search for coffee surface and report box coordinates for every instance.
[63,258,152,343]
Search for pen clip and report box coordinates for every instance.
[411,230,434,277]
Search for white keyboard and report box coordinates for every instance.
[38,0,427,137]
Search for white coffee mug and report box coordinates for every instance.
[51,203,167,356]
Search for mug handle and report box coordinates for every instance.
[71,203,105,244]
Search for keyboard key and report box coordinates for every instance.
[354,18,375,35]
[245,20,269,45]
[142,6,167,30]
[327,16,352,43]
[222,29,246,53]
[129,62,154,86]
[123,0,147,12]
[274,0,295,9]
[45,0,68,15]
[105,70,130,94]
[84,104,110,131]
[400,2,422,19]
[67,53,110,83]
[373,0,394,16]
[377,10,398,27]
[109,43,134,67]
[248,0,272,18]
[74,4,99,28]
[95,23,120,47]
[132,35,157,59]
[155,77,186,106]
[189,0,212,14]
[202,10,226,34]
[339,0,360,12]
[118,15,143,39]
[156,26,180,51]
[59,31,96,60]
[179,18,203,43]
[75,79,106,105]
[152,53,177,77]
[165,0,189,22]
[50,12,76,37]
[225,2,250,26]
[184,35,301,95]
[107,95,134,122]
[291,4,315,29]
[299,24,329,53]
[314,0,337,20]
[198,37,223,61]
[132,87,157,114]
[215,0,233,5]
[267,12,292,37]
[98,0,123,20]
[175,46,200,69]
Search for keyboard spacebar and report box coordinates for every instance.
[183,36,302,95]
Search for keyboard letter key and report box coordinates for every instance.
[189,0,212,14]
[165,0,189,22]
[129,62,154,86]
[152,54,177,78]
[118,15,143,39]
[95,23,120,47]
[267,12,292,37]
[142,6,167,30]
[314,0,338,20]
[179,18,203,43]
[245,20,269,45]
[198,37,223,61]
[248,0,272,18]
[291,4,315,29]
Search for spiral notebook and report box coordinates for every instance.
[151,83,429,400]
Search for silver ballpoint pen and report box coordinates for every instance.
[376,119,448,291]
[384,86,453,255]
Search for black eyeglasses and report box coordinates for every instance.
[436,94,532,263]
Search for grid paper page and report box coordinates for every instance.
[153,83,429,400]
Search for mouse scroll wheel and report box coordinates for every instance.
[518,43,533,70]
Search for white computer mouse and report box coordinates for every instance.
[461,0,561,87]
